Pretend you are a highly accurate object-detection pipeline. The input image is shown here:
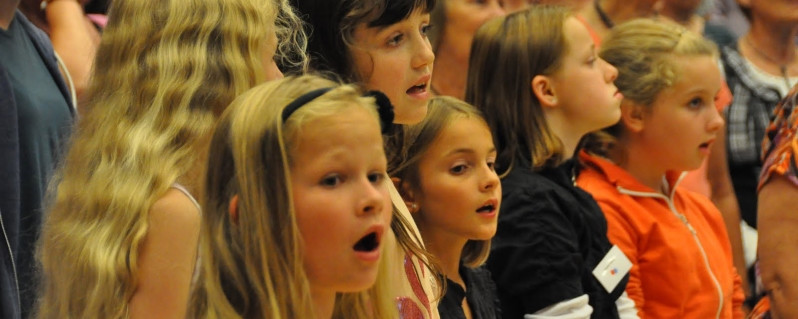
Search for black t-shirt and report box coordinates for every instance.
[487,159,628,318]
[438,264,501,319]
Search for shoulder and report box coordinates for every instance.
[14,11,54,54]
[501,167,563,204]
[149,188,201,228]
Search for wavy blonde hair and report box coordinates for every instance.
[34,0,301,317]
[190,75,394,318]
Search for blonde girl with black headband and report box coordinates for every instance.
[191,75,395,318]
[290,0,442,317]
[35,0,305,318]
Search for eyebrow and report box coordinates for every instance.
[445,147,497,156]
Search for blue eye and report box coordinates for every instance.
[320,175,342,187]
[688,97,704,109]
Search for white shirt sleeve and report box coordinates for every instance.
[523,294,593,319]
[615,292,639,319]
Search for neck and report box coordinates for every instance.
[545,113,584,161]
[745,22,798,66]
[431,46,468,100]
[310,288,336,319]
[0,0,19,30]
[611,136,667,194]
[417,222,468,287]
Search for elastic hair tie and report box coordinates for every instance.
[281,88,396,134]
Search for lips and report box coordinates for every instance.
[476,199,498,214]
[406,74,431,95]
[699,138,715,149]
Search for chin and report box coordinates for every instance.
[335,274,379,293]
[394,103,428,125]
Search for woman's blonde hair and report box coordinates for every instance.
[35,0,302,317]
[580,18,718,157]
[190,75,393,318]
[390,96,493,267]
[465,5,571,174]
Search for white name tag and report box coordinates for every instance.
[592,245,632,293]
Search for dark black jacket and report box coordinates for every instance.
[487,159,628,318]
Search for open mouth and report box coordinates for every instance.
[406,82,427,94]
[476,203,495,214]
[353,232,380,252]
[699,139,715,149]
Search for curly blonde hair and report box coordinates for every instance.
[35,0,303,317]
[190,75,394,318]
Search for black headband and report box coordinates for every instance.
[281,88,395,134]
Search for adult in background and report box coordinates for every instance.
[427,0,505,100]
[756,84,798,319]
[0,1,75,318]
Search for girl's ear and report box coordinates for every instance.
[391,177,420,214]
[531,75,558,108]
[620,100,646,133]
[228,195,240,224]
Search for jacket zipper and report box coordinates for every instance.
[0,209,21,313]
[616,180,724,319]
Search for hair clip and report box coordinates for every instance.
[281,88,395,134]
[363,90,395,134]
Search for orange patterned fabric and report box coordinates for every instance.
[759,86,798,190]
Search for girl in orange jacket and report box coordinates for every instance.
[577,18,745,318]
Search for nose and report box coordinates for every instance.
[412,33,435,70]
[480,165,500,192]
[602,58,618,83]
[706,105,724,132]
[358,177,388,217]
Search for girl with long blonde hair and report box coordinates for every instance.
[190,75,396,318]
[291,1,443,317]
[35,0,305,318]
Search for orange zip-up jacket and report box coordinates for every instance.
[576,152,744,319]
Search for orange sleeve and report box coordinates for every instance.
[598,201,646,318]
[715,80,733,112]
[731,268,746,319]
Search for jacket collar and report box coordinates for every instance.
[578,150,685,199]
